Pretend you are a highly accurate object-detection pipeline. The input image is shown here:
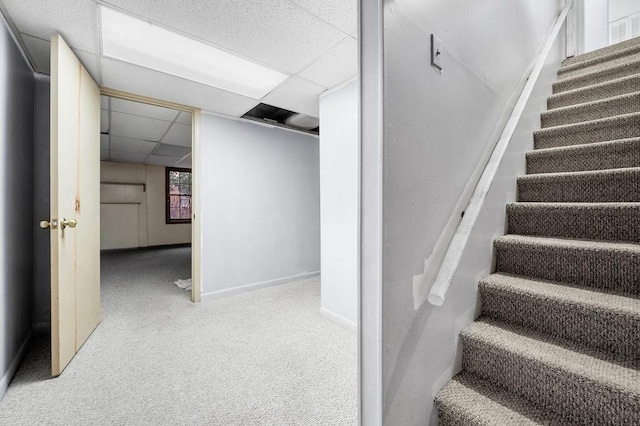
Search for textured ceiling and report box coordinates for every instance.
[101,95,192,168]
[0,0,357,119]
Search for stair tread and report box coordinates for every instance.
[528,137,640,156]
[558,51,640,80]
[534,111,640,135]
[548,73,640,105]
[495,234,640,253]
[518,166,640,181]
[482,273,640,318]
[540,91,640,121]
[553,58,640,88]
[462,319,640,394]
[563,36,640,67]
[436,372,566,426]
[560,43,640,74]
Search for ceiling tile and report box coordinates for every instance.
[153,144,191,157]
[145,154,183,166]
[110,97,181,122]
[161,123,192,147]
[175,154,192,169]
[110,136,158,154]
[2,0,99,53]
[100,134,109,150]
[297,37,357,89]
[290,0,357,34]
[110,151,149,164]
[21,34,50,74]
[99,0,345,74]
[110,111,171,141]
[100,109,109,133]
[175,112,193,125]
[101,58,259,117]
[261,77,324,117]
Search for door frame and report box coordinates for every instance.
[100,88,202,302]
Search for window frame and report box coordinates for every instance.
[165,166,193,224]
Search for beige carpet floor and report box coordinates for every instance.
[0,247,357,425]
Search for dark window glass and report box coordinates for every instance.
[166,167,192,223]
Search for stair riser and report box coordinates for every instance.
[526,140,640,174]
[462,338,640,425]
[553,62,640,94]
[480,284,640,358]
[495,242,640,294]
[563,37,640,67]
[534,118,640,149]
[541,94,640,128]
[506,205,640,242]
[558,52,640,80]
[548,75,640,109]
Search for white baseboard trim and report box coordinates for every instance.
[0,330,32,401]
[320,307,357,332]
[201,271,321,301]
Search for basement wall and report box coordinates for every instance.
[100,161,192,250]
[199,114,320,300]
[360,0,561,423]
[0,16,35,398]
[319,81,358,329]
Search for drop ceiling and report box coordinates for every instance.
[101,95,192,168]
[0,0,357,119]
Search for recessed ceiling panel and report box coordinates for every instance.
[175,112,193,125]
[145,154,184,167]
[110,111,171,141]
[290,0,357,34]
[297,37,358,89]
[110,137,158,154]
[101,58,260,117]
[109,151,150,164]
[262,77,324,117]
[99,0,345,74]
[110,97,180,122]
[175,154,192,169]
[1,0,99,53]
[153,144,191,157]
[161,123,192,147]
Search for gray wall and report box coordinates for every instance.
[0,16,35,395]
[33,75,50,331]
[360,0,562,423]
[199,114,320,300]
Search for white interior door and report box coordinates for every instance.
[47,34,101,376]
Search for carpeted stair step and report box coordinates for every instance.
[560,41,640,75]
[494,235,640,294]
[563,36,640,67]
[552,60,640,93]
[541,91,640,128]
[461,319,640,426]
[517,168,640,203]
[435,372,567,426]
[558,50,640,81]
[526,138,640,174]
[479,273,640,358]
[506,202,640,242]
[548,74,640,110]
[534,112,640,149]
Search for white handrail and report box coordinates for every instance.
[427,1,574,307]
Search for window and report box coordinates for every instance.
[166,167,192,224]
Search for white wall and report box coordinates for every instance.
[100,162,191,249]
[359,1,561,423]
[319,81,359,330]
[578,0,609,53]
[199,114,320,300]
[610,0,640,21]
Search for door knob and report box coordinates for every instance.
[61,219,77,229]
[40,219,58,229]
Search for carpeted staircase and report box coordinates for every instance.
[435,37,640,425]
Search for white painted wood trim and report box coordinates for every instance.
[0,331,31,400]
[423,1,574,308]
[200,271,321,301]
[320,307,357,332]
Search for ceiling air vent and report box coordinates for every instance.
[242,103,319,135]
